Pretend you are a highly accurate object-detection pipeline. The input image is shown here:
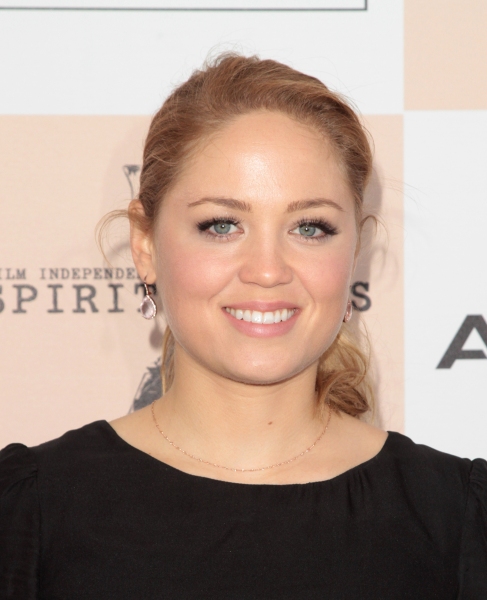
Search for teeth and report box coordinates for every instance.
[226,307,295,324]
[251,311,263,323]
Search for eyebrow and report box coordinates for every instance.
[286,198,344,213]
[187,197,252,212]
[187,197,344,213]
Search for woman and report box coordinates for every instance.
[1,54,486,598]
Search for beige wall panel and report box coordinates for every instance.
[0,116,156,447]
[0,114,403,448]
[405,0,487,110]
[358,115,404,432]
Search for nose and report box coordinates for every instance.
[238,236,293,288]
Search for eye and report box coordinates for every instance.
[211,221,238,235]
[197,217,241,239]
[297,224,319,237]
[290,219,337,240]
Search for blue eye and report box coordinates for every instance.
[197,218,240,238]
[298,224,317,237]
[211,222,235,235]
[291,219,338,240]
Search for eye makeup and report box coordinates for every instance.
[197,216,240,231]
[197,216,241,240]
[292,217,338,241]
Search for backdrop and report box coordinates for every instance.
[0,0,485,459]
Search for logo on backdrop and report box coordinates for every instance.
[0,267,145,314]
[437,315,487,369]
[131,357,162,411]
[123,164,141,198]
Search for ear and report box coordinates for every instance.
[129,200,157,284]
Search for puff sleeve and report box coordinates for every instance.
[0,443,40,599]
[458,457,487,598]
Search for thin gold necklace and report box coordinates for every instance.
[150,400,332,473]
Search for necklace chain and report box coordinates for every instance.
[150,400,332,473]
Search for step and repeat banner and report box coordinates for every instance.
[0,0,485,458]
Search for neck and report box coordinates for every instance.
[155,345,324,470]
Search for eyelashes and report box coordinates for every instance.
[197,217,240,232]
[196,215,339,241]
[197,217,240,240]
[294,218,338,239]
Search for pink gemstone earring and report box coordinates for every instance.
[140,283,157,320]
[343,299,353,323]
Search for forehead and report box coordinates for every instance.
[165,111,354,211]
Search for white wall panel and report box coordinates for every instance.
[0,2,402,115]
[404,111,487,458]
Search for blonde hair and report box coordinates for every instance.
[130,53,375,418]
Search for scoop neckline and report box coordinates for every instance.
[98,419,396,489]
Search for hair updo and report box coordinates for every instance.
[132,53,374,418]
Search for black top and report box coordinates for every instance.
[0,422,486,599]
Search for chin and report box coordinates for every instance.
[223,370,301,387]
[215,355,313,387]
[176,333,327,387]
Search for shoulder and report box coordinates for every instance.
[0,442,37,498]
[383,431,485,507]
[0,444,42,597]
[30,420,113,457]
[0,421,117,488]
[1,420,145,526]
[385,430,479,475]
[331,413,484,498]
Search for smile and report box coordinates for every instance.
[224,307,296,324]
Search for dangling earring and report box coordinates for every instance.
[140,282,157,319]
[343,299,353,323]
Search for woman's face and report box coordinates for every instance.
[144,111,358,385]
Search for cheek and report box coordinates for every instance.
[297,249,354,358]
[155,234,234,315]
[299,248,354,306]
